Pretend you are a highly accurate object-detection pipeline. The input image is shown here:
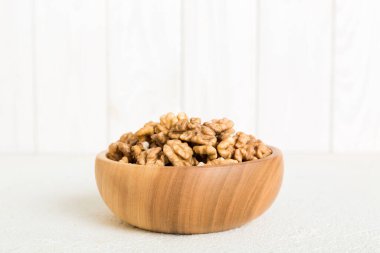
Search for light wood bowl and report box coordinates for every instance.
[95,146,284,234]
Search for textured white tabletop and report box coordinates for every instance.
[0,154,379,253]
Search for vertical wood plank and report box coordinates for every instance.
[0,0,35,153]
[108,0,181,139]
[333,0,380,153]
[182,0,257,133]
[259,0,332,152]
[35,0,107,153]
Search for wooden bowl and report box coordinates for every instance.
[95,146,284,234]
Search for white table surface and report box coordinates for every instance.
[0,154,379,253]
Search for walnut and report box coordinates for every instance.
[107,141,132,161]
[244,144,257,160]
[204,118,235,142]
[136,121,157,137]
[120,156,129,163]
[206,157,238,166]
[234,145,256,162]
[119,132,138,146]
[163,140,193,166]
[192,157,199,166]
[256,141,272,159]
[217,137,236,159]
[245,137,259,160]
[177,112,188,121]
[136,152,147,165]
[167,132,181,139]
[160,112,178,130]
[180,126,217,146]
[233,148,243,162]
[233,134,257,162]
[204,118,234,133]
[131,144,144,161]
[172,119,189,132]
[160,152,169,165]
[193,145,218,160]
[136,147,164,166]
[218,128,235,140]
[155,112,190,140]
[189,117,201,129]
[233,137,272,161]
[128,140,150,163]
[119,142,131,155]
[168,119,189,139]
[235,132,251,148]
[154,123,169,134]
[106,112,272,166]
[106,143,123,161]
[151,132,168,146]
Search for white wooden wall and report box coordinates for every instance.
[1,0,380,154]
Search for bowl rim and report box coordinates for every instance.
[96,145,282,170]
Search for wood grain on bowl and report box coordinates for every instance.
[95,146,284,234]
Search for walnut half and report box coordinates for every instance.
[163,140,194,166]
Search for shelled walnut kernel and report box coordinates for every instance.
[106,113,272,166]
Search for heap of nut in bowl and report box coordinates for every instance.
[106,113,272,166]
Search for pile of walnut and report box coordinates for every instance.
[106,113,272,166]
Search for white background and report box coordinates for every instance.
[1,2,379,251]
[1,0,380,155]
